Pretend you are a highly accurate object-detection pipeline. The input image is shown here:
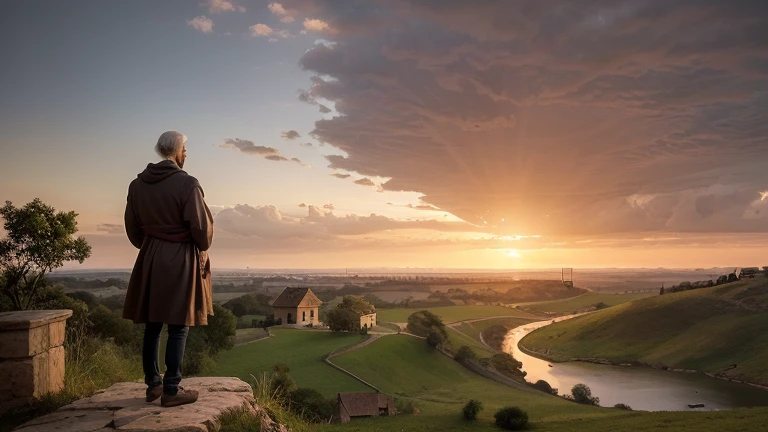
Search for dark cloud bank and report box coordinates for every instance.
[284,0,768,237]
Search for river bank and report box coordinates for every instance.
[505,318,768,411]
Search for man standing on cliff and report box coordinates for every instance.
[123,131,214,407]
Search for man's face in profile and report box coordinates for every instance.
[176,145,187,169]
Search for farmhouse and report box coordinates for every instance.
[271,287,322,326]
[359,312,377,329]
[336,392,396,423]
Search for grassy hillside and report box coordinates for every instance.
[213,328,370,396]
[519,292,655,316]
[377,305,538,323]
[520,280,768,386]
[321,334,768,432]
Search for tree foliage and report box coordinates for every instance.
[462,399,483,421]
[326,307,359,332]
[533,380,558,395]
[426,329,445,348]
[0,199,91,310]
[406,310,446,338]
[288,388,336,423]
[222,292,273,317]
[338,295,375,315]
[455,345,478,363]
[494,406,529,430]
[571,383,600,406]
[491,353,526,379]
[326,295,375,332]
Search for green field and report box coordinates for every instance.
[233,328,271,345]
[519,292,655,316]
[447,317,535,356]
[445,327,495,357]
[521,280,768,386]
[213,328,371,396]
[377,305,538,323]
[320,335,768,432]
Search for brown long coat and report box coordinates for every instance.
[123,160,214,326]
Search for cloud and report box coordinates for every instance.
[354,178,376,187]
[301,142,313,147]
[318,104,332,114]
[214,204,479,241]
[96,224,123,235]
[331,173,350,179]
[220,138,302,164]
[285,0,768,238]
[268,3,295,23]
[250,23,273,37]
[202,0,245,13]
[281,130,301,140]
[303,18,330,32]
[187,16,213,33]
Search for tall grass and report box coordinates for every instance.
[0,336,142,432]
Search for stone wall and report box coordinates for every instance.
[0,309,72,415]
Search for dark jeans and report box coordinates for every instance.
[143,322,189,395]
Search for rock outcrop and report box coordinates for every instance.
[13,377,289,432]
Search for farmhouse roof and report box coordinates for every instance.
[271,287,323,308]
[338,392,385,417]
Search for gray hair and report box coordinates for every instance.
[155,131,187,158]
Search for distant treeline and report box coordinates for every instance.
[46,276,129,290]
[661,272,738,295]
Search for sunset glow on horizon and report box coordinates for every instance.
[2,1,767,270]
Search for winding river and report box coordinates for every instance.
[503,316,768,411]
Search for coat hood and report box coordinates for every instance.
[138,160,184,184]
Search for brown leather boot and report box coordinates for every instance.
[160,387,199,408]
[146,385,162,403]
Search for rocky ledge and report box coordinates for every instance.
[13,377,288,432]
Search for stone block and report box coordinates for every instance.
[16,377,264,432]
[48,345,65,394]
[0,326,49,359]
[31,351,50,397]
[0,358,36,401]
[48,321,66,348]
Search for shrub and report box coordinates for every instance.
[455,345,477,363]
[614,403,633,410]
[426,329,445,348]
[288,388,335,423]
[571,383,600,406]
[482,325,509,350]
[406,310,446,338]
[494,406,529,430]
[533,380,558,395]
[491,353,525,379]
[395,399,417,414]
[462,399,483,421]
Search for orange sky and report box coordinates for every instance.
[3,1,767,270]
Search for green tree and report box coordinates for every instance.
[426,329,445,348]
[455,345,477,363]
[494,406,529,430]
[204,303,237,355]
[571,383,600,405]
[326,307,359,332]
[533,380,557,395]
[462,399,483,421]
[338,295,375,315]
[406,310,446,338]
[0,199,91,310]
